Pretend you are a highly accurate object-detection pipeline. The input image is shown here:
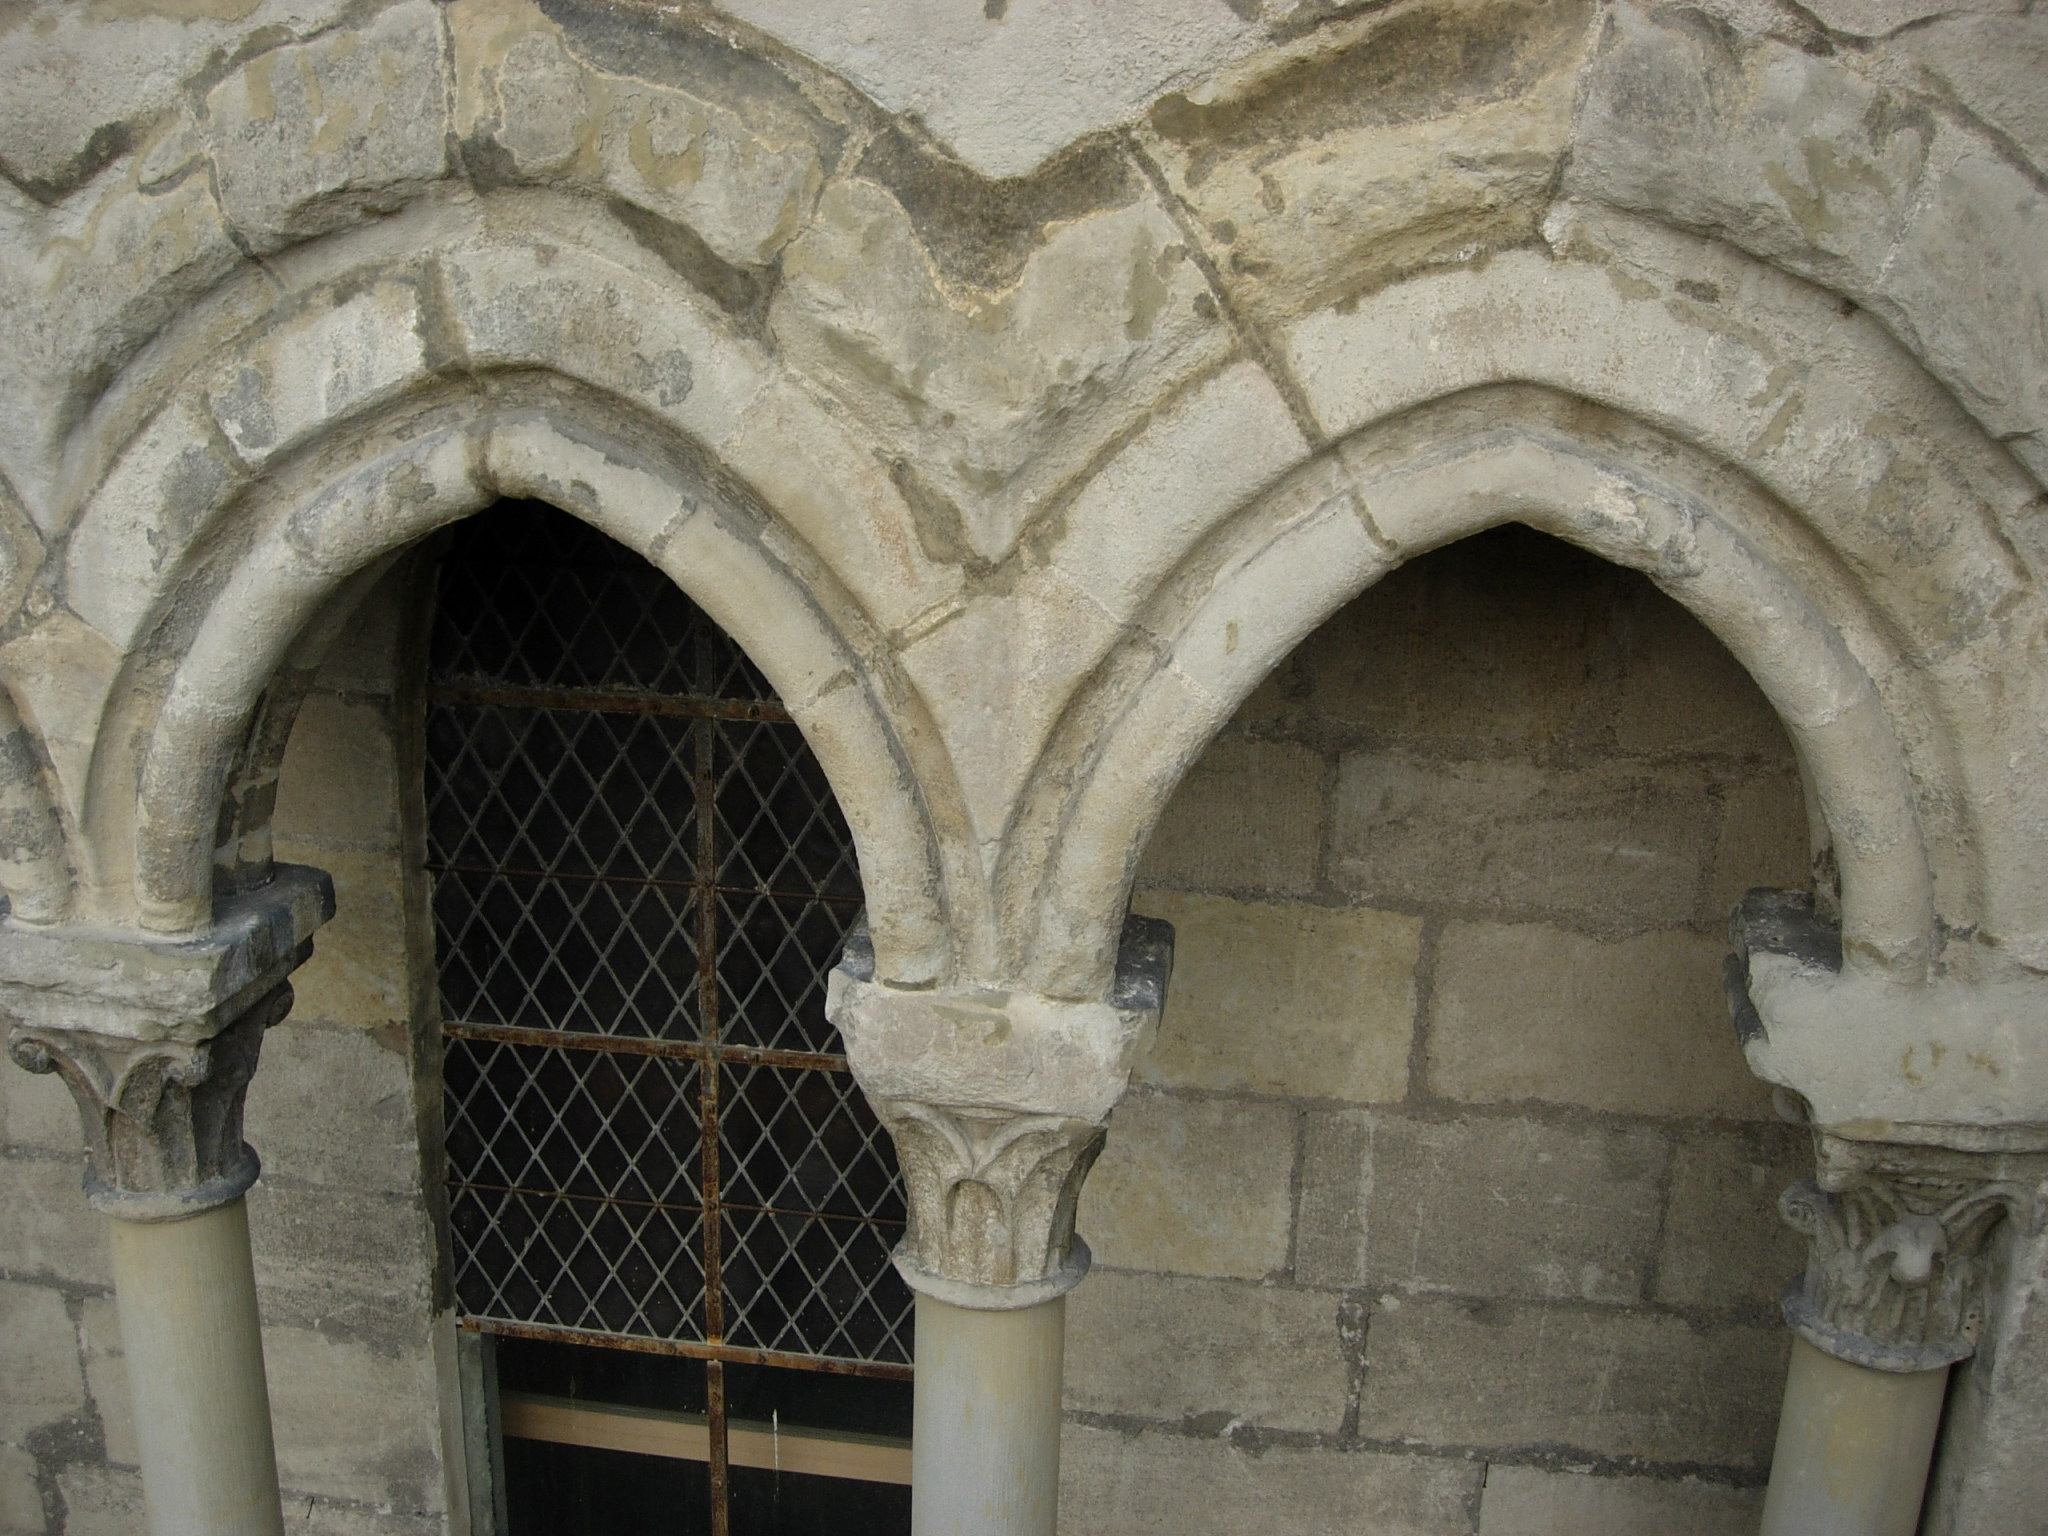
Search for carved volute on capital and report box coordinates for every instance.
[0,864,333,1221]
[1779,1134,2045,1373]
[826,916,1173,1309]
[9,986,293,1219]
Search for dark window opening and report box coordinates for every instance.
[423,500,913,1535]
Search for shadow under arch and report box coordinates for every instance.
[1009,385,1939,1002]
[104,375,966,987]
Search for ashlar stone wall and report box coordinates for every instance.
[1063,524,1815,1536]
[0,568,453,1536]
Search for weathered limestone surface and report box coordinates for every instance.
[1477,1465,1762,1536]
[1068,531,1818,1516]
[1061,1425,1482,1536]
[2,0,2047,1528]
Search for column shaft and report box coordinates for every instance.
[1760,1337,1948,1536]
[911,1295,1065,1536]
[109,1198,285,1536]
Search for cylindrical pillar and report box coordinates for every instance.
[911,1293,1066,1536]
[109,1198,285,1536]
[1760,1337,1949,1536]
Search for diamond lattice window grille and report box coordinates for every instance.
[426,499,913,1381]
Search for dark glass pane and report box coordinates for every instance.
[723,1362,912,1442]
[426,703,698,882]
[450,1186,707,1340]
[728,1464,911,1536]
[434,870,699,1038]
[714,722,863,899]
[434,501,721,697]
[444,1039,701,1205]
[495,1336,710,1415]
[721,1210,913,1365]
[714,894,859,1052]
[720,1067,905,1224]
[503,1438,712,1536]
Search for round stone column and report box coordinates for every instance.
[1759,1137,2038,1536]
[0,868,334,1536]
[827,915,1174,1536]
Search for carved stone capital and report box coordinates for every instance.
[0,865,333,1220]
[1780,1134,2047,1372]
[9,985,293,1220]
[828,915,1172,1308]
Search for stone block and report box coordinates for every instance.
[1569,3,1932,288]
[78,1296,133,1468]
[0,1154,111,1288]
[245,1020,423,1198]
[1080,1092,1295,1281]
[1140,0,1592,327]
[265,1324,447,1513]
[0,1061,79,1156]
[1295,1110,1372,1289]
[1065,1271,1349,1434]
[1050,361,1309,625]
[1655,1124,1810,1315]
[1356,1296,1786,1468]
[1329,755,1718,933]
[262,847,416,1032]
[309,568,407,698]
[773,182,1231,566]
[1891,17,2048,178]
[896,565,1122,849]
[206,1,451,251]
[1274,525,1610,754]
[1705,770,1811,927]
[285,1499,446,1536]
[1428,923,1776,1120]
[1129,891,1419,1104]
[1359,1114,1667,1305]
[52,1465,141,1536]
[1609,586,1795,761]
[248,1184,435,1351]
[203,280,428,471]
[0,1281,86,1443]
[1060,1425,1481,1536]
[1877,129,2048,454]
[0,1442,41,1536]
[63,395,248,653]
[1137,736,1326,898]
[274,692,401,852]
[1478,1464,1763,1535]
[716,0,1265,180]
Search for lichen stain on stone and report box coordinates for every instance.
[1148,0,1594,184]
[1762,140,1895,248]
[1125,235,1174,342]
[88,0,265,20]
[851,125,1144,297]
[625,95,708,195]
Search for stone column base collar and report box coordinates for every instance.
[894,1237,1092,1312]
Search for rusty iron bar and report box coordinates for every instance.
[445,1175,905,1229]
[694,681,731,1536]
[422,859,865,906]
[458,1317,916,1381]
[428,680,793,725]
[441,1020,852,1074]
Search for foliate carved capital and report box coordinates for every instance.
[0,865,332,1221]
[827,915,1173,1309]
[1780,1135,2046,1372]
[9,986,293,1220]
